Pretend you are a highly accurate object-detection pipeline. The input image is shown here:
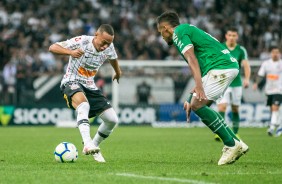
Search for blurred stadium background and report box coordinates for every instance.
[0,0,281,127]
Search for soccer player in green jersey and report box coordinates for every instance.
[156,11,249,165]
[215,27,251,141]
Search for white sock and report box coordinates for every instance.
[93,108,118,147]
[76,102,91,145]
[270,111,279,130]
[93,130,106,147]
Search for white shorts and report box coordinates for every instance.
[217,86,242,106]
[196,69,239,102]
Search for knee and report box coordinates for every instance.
[108,114,119,125]
[101,108,119,125]
[76,102,90,112]
[218,104,227,112]
[231,105,239,113]
[191,102,204,111]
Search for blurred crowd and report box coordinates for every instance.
[0,0,281,104]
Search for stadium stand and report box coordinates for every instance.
[0,0,281,105]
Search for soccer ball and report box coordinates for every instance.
[54,142,78,163]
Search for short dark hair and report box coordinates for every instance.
[269,45,280,52]
[226,27,238,33]
[98,24,114,36]
[156,11,180,27]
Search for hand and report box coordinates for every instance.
[243,79,250,88]
[192,86,207,101]
[112,72,122,83]
[183,101,192,123]
[70,49,84,58]
[253,83,258,90]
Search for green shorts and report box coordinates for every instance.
[61,82,112,118]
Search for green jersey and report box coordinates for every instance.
[222,43,248,87]
[173,24,239,76]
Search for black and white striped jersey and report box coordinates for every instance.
[57,35,117,90]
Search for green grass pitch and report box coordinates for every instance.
[0,126,281,184]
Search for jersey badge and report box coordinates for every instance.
[70,83,80,90]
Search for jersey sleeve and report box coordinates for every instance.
[56,35,84,50]
[173,31,193,55]
[258,62,266,77]
[107,43,118,60]
[240,46,248,60]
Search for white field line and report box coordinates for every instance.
[190,172,282,175]
[115,173,216,184]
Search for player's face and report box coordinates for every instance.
[271,49,281,61]
[157,22,173,45]
[94,31,114,52]
[225,31,238,45]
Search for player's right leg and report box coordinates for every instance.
[61,82,99,155]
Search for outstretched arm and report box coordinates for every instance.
[109,59,122,83]
[49,43,84,58]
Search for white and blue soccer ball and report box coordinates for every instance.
[54,142,78,163]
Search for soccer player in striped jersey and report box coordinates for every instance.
[49,24,122,163]
[215,27,251,141]
[156,11,248,165]
[253,46,282,136]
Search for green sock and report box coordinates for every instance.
[219,111,225,120]
[232,112,240,134]
[195,106,235,146]
[215,111,240,141]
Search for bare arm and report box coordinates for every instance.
[49,43,84,58]
[183,46,207,101]
[241,59,251,88]
[253,75,265,90]
[109,59,122,83]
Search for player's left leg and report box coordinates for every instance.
[276,124,282,137]
[230,87,242,136]
[93,108,118,147]
[92,108,118,162]
[86,88,117,162]
[215,88,231,141]
[268,106,279,136]
[274,94,282,137]
[267,94,282,136]
[275,107,282,137]
[191,69,246,165]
